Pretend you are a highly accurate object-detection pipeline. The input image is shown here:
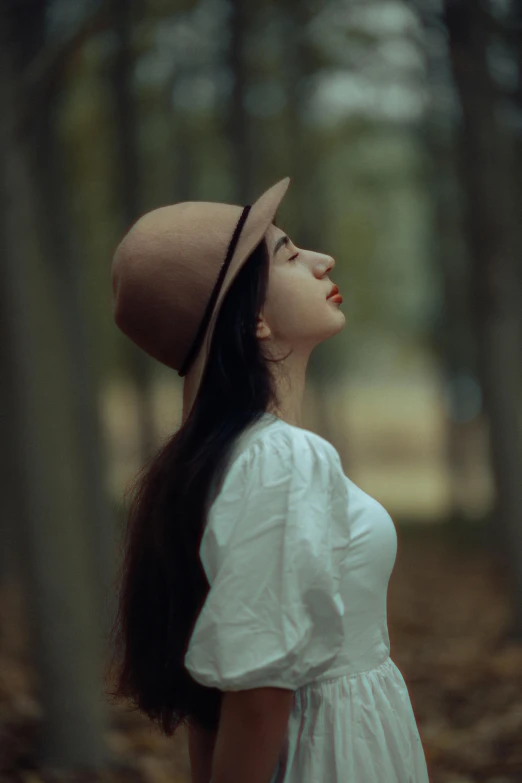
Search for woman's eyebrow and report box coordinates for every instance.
[273,235,289,256]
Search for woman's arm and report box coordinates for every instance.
[210,686,294,783]
[188,718,218,783]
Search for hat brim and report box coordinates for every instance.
[181,176,291,423]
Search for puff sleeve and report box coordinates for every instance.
[183,428,345,691]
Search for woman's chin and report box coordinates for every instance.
[319,313,346,342]
[331,308,346,328]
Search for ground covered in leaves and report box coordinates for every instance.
[1,524,521,783]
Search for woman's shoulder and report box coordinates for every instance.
[202,415,346,576]
[230,414,342,477]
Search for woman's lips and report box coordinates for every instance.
[327,283,341,302]
[328,294,343,304]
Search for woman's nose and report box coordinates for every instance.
[315,253,335,276]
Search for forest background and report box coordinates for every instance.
[1,1,522,782]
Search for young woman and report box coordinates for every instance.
[108,177,430,783]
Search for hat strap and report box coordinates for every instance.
[179,204,252,377]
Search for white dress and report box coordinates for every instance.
[184,412,430,783]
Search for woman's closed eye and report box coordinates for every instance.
[288,252,299,262]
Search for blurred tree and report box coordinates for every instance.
[166,23,198,203]
[21,0,118,643]
[516,3,522,108]
[0,0,110,765]
[226,0,255,203]
[419,6,479,524]
[508,1,522,303]
[109,0,157,465]
[427,144,478,523]
[444,0,522,637]
[15,0,108,136]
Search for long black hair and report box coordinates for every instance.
[106,233,291,736]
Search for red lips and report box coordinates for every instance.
[327,284,340,299]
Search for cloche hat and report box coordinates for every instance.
[111,176,291,424]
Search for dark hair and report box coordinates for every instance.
[106,234,291,737]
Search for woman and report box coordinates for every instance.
[107,177,430,782]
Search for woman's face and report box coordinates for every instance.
[257,224,345,354]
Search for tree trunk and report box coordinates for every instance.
[30,95,118,639]
[421,68,483,525]
[0,9,109,766]
[444,0,522,637]
[109,0,157,464]
[226,0,254,204]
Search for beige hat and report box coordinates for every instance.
[111,176,291,424]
